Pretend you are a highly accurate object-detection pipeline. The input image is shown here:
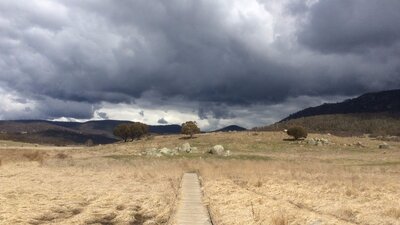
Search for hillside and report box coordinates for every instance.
[258,113,400,137]
[0,120,182,145]
[214,125,247,132]
[282,89,400,121]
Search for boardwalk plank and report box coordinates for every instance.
[175,173,212,225]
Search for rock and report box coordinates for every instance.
[160,147,174,155]
[209,145,225,155]
[320,138,329,144]
[144,148,158,155]
[307,139,316,145]
[379,142,390,149]
[160,148,172,155]
[181,143,191,153]
[306,138,329,146]
[355,141,366,147]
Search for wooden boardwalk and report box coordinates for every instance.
[175,173,212,225]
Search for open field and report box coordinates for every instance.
[1,132,399,225]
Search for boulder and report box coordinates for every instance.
[306,138,329,146]
[160,147,175,156]
[320,138,329,144]
[307,139,316,145]
[144,148,158,156]
[209,145,225,155]
[181,143,191,153]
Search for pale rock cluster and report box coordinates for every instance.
[305,138,330,146]
[142,143,230,157]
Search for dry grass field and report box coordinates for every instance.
[0,131,399,225]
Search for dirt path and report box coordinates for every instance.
[175,173,212,225]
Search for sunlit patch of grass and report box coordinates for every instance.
[270,212,288,225]
[384,208,400,219]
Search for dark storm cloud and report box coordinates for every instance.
[298,0,400,53]
[0,0,399,121]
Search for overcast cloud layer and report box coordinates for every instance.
[0,0,399,130]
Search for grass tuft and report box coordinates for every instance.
[270,212,288,225]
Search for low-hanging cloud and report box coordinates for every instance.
[157,118,168,124]
[0,0,399,127]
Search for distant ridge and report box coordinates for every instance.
[214,125,247,132]
[259,89,400,136]
[0,120,181,145]
[282,89,400,121]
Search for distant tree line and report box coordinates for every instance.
[113,120,202,142]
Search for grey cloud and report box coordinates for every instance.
[139,111,144,117]
[35,98,96,120]
[96,112,109,120]
[0,0,399,122]
[157,118,168,124]
[298,0,400,53]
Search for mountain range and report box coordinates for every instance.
[0,120,181,145]
[0,120,246,145]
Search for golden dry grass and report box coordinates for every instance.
[0,131,399,225]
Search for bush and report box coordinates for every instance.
[113,122,149,142]
[129,122,149,140]
[23,151,46,164]
[286,126,308,140]
[181,121,200,138]
[55,152,69,159]
[85,139,94,147]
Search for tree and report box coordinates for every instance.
[286,126,308,140]
[129,122,149,140]
[113,122,149,142]
[181,121,200,138]
[113,123,131,142]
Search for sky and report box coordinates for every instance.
[0,0,399,130]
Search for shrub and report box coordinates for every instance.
[113,122,149,142]
[181,121,200,138]
[85,139,94,147]
[23,151,45,164]
[129,122,149,140]
[286,126,308,140]
[55,152,69,159]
